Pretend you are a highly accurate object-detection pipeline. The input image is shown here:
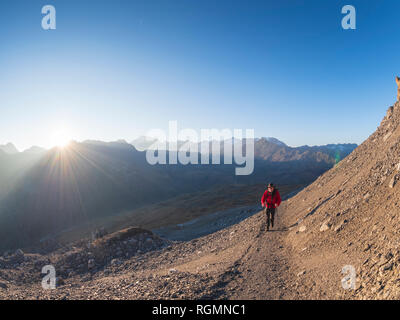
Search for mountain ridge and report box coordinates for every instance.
[0,137,356,251]
[0,100,396,299]
[0,143,19,154]
[279,100,400,299]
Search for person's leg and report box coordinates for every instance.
[264,207,268,222]
[263,207,268,230]
[266,208,271,231]
[270,208,276,228]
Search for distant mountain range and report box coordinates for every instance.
[131,136,288,152]
[131,136,356,163]
[0,143,19,154]
[0,143,46,155]
[0,138,357,250]
[253,138,356,162]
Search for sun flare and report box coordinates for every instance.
[51,128,72,148]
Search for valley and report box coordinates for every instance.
[0,138,351,251]
[1,99,398,300]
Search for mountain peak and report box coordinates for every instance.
[256,137,287,147]
[22,146,46,154]
[0,143,19,154]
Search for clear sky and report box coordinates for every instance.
[1,0,400,151]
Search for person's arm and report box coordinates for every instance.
[261,190,267,207]
[275,190,282,207]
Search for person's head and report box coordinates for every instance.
[267,183,275,191]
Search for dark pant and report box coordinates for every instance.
[264,207,275,229]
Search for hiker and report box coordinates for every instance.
[261,183,281,231]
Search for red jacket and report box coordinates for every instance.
[261,189,281,208]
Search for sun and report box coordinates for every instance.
[51,128,72,148]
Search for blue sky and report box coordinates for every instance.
[1,0,400,150]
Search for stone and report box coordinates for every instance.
[381,262,394,272]
[389,174,399,188]
[299,226,306,233]
[385,252,393,261]
[384,132,392,142]
[387,105,394,117]
[56,277,65,287]
[397,76,400,101]
[88,259,95,269]
[320,219,332,232]
[14,249,24,257]
[334,219,348,232]
[334,224,342,232]
[111,259,122,266]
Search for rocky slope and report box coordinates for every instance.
[282,100,400,299]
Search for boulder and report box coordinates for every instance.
[111,259,122,266]
[299,226,306,233]
[297,270,306,277]
[88,259,96,270]
[320,219,332,232]
[14,249,24,257]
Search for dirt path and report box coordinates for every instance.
[205,208,296,300]
[1,206,303,300]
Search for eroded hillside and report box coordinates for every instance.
[283,101,400,299]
